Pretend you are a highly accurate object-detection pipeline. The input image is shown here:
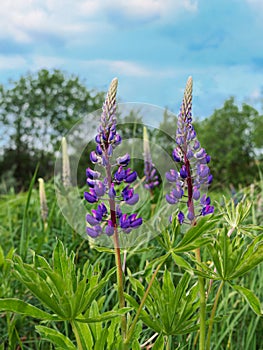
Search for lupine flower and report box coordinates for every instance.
[166,77,214,224]
[84,78,142,238]
[143,126,159,191]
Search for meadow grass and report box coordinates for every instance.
[0,178,262,349]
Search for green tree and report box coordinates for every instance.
[0,69,105,190]
[195,98,263,188]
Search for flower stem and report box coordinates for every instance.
[113,228,127,338]
[105,160,127,339]
[195,247,206,350]
[206,280,224,349]
[124,262,163,348]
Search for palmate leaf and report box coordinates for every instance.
[231,284,262,315]
[171,252,192,271]
[223,199,252,230]
[209,230,263,281]
[127,271,199,336]
[174,216,216,253]
[229,233,263,279]
[0,298,60,321]
[36,325,77,350]
[11,240,115,320]
[12,257,67,317]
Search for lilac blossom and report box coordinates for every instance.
[166,77,214,224]
[84,78,142,238]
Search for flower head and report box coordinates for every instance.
[166,77,214,224]
[84,78,142,238]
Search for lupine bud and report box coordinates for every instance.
[117,153,130,166]
[84,190,98,203]
[86,168,101,179]
[178,211,185,224]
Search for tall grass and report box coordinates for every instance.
[0,176,262,349]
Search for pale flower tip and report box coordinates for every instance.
[109,77,118,93]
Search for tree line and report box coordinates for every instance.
[0,69,262,192]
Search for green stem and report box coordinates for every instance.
[105,158,127,339]
[195,248,206,350]
[113,231,127,338]
[206,281,224,350]
[124,262,163,347]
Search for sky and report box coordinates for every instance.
[0,0,263,117]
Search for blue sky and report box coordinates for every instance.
[0,0,262,117]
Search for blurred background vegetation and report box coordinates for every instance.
[0,68,263,193]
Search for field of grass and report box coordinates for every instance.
[0,176,262,350]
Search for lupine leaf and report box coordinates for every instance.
[33,254,51,269]
[127,271,199,336]
[171,253,192,271]
[36,325,77,350]
[0,298,60,320]
[53,239,71,279]
[231,284,262,315]
[94,328,108,350]
[174,216,216,252]
[124,293,162,333]
[174,237,212,253]
[152,334,165,350]
[229,234,263,279]
[107,317,122,348]
[76,308,132,323]
[91,305,103,349]
[71,319,94,349]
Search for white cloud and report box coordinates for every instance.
[0,54,154,78]
[101,60,152,77]
[0,0,198,44]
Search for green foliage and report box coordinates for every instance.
[126,271,199,336]
[36,326,77,350]
[11,240,115,320]
[0,145,263,349]
[0,69,105,190]
[195,98,263,187]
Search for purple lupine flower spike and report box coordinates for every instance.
[84,78,142,239]
[166,77,214,225]
[143,126,159,192]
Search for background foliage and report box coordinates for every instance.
[1,69,262,192]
